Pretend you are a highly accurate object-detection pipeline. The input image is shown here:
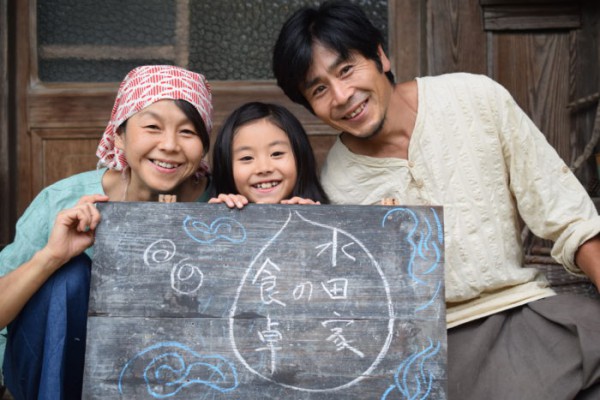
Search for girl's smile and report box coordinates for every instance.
[232,118,298,204]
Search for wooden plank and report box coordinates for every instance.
[427,0,487,75]
[30,129,102,194]
[84,203,447,399]
[482,5,580,31]
[0,0,14,248]
[492,32,571,162]
[391,0,426,82]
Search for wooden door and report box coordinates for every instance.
[2,0,599,249]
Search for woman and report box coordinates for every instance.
[0,65,213,399]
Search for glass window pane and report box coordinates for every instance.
[37,0,388,82]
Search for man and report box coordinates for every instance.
[273,1,600,398]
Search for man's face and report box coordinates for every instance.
[301,43,393,139]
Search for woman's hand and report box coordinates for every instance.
[0,194,109,328]
[41,194,109,269]
[209,193,249,209]
[280,197,321,205]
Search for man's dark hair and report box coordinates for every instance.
[272,0,394,113]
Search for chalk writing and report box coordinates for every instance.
[230,210,395,392]
[292,281,313,301]
[252,258,286,307]
[85,203,447,398]
[255,315,283,374]
[322,313,365,358]
[321,278,349,300]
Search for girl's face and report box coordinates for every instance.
[115,99,204,199]
[232,118,298,203]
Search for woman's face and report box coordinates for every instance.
[115,99,204,199]
[232,118,298,203]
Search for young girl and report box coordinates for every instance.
[209,102,328,208]
[0,65,213,399]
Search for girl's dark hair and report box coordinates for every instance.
[273,0,394,113]
[118,99,210,157]
[211,102,329,204]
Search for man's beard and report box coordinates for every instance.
[354,114,386,141]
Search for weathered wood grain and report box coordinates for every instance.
[83,203,446,399]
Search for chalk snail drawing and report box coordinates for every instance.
[229,210,395,392]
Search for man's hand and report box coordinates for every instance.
[575,234,600,291]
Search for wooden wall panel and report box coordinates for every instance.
[30,129,101,195]
[15,0,32,217]
[571,0,600,191]
[492,33,571,162]
[0,0,13,248]
[427,0,487,75]
[391,0,426,82]
[7,0,600,241]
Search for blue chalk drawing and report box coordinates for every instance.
[382,208,443,311]
[118,342,238,398]
[381,338,441,400]
[183,216,246,244]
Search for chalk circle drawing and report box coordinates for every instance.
[183,216,246,244]
[171,258,204,295]
[144,239,177,266]
[118,341,238,398]
[381,337,441,400]
[382,208,443,312]
[143,240,204,296]
[229,210,394,392]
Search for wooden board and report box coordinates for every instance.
[83,203,446,399]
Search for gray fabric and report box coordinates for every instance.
[448,294,600,400]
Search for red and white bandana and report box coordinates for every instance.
[96,65,213,172]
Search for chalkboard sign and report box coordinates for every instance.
[83,203,446,399]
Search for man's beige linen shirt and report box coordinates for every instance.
[321,73,600,328]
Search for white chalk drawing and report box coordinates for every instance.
[170,258,204,295]
[322,312,365,358]
[321,278,349,300]
[143,239,177,266]
[143,239,204,296]
[229,210,395,392]
[255,314,283,375]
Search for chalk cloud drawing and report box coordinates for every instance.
[183,216,246,244]
[229,210,395,392]
[118,341,238,398]
[381,338,441,400]
[382,208,443,312]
